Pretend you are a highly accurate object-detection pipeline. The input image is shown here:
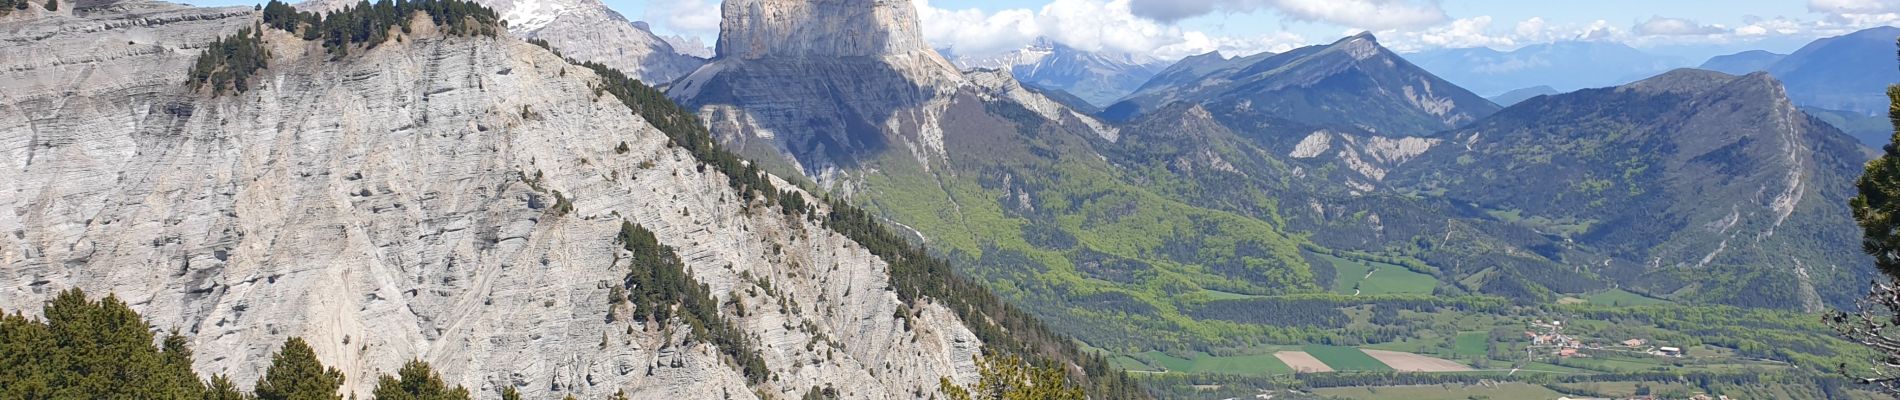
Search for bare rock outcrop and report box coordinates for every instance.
[0,2,978,398]
[298,0,705,83]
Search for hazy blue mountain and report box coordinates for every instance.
[1488,85,1559,106]
[1407,41,1692,96]
[1106,32,1499,137]
[956,38,1169,107]
[1803,106,1890,148]
[1761,26,1900,115]
[1699,49,1786,75]
[1121,50,1270,101]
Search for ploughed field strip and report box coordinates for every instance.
[1273,351,1336,373]
[1362,349,1474,372]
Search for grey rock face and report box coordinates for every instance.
[0,2,978,398]
[299,0,705,84]
[714,0,931,60]
[671,0,1116,185]
[955,38,1167,108]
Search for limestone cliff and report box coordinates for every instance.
[668,0,1114,184]
[298,0,705,83]
[0,1,979,398]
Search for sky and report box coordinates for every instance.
[615,0,1900,60]
[186,0,1900,61]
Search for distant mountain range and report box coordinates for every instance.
[1753,26,1900,117]
[1698,50,1785,75]
[1488,85,1559,106]
[1396,69,1872,309]
[1107,32,1499,137]
[952,38,1169,107]
[1407,41,1692,96]
[1695,26,1900,146]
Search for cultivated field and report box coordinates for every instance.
[1273,351,1334,372]
[1312,383,1569,400]
[1362,349,1473,372]
[1303,345,1394,371]
[1138,351,1293,375]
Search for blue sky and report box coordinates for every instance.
[189,0,1900,60]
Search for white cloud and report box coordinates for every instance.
[915,0,1304,60]
[1379,16,1625,52]
[1734,16,1806,37]
[1514,17,1550,40]
[1809,0,1900,25]
[644,0,722,37]
[1810,0,1900,14]
[1635,17,1728,36]
[1125,0,1216,23]
[1124,0,1446,30]
[1402,16,1519,50]
[1266,0,1448,30]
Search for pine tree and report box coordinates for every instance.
[204,375,252,400]
[371,360,470,400]
[1833,38,1900,395]
[0,289,209,398]
[254,337,344,400]
[499,387,522,400]
[1855,64,1900,277]
[0,305,57,398]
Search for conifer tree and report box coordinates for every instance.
[0,289,209,398]
[205,375,253,400]
[1835,37,1900,395]
[371,360,470,400]
[254,337,344,400]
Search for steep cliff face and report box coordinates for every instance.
[668,0,969,178]
[713,0,933,60]
[0,2,979,398]
[502,0,704,83]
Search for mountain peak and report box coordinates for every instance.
[1109,31,1497,134]
[1182,51,1226,63]
[1328,31,1385,60]
[1622,68,1750,95]
[715,0,932,60]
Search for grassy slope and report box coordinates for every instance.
[1313,251,1436,295]
[1582,289,1672,306]
[857,103,1317,350]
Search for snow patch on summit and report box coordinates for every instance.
[499,0,569,31]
